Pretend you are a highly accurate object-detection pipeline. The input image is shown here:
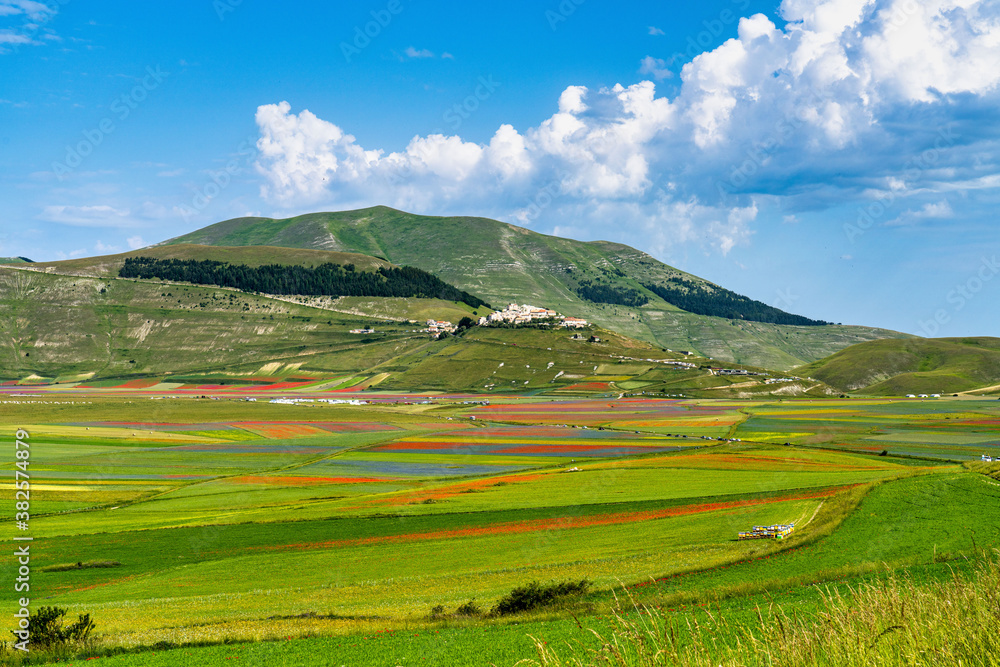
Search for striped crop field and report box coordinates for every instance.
[735,397,1000,460]
[1,393,997,664]
[370,424,693,458]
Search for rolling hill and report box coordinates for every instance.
[162,206,910,369]
[0,244,837,396]
[795,337,1000,395]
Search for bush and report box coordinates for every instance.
[14,606,95,648]
[455,600,482,617]
[491,580,591,616]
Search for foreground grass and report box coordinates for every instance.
[526,553,1000,666]
[10,555,996,666]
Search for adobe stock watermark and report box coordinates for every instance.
[843,123,959,244]
[917,255,1000,337]
[663,0,751,68]
[213,0,243,21]
[517,172,568,224]
[773,287,799,313]
[13,428,32,653]
[340,0,408,63]
[177,135,258,222]
[546,0,586,31]
[881,0,923,35]
[714,86,836,201]
[443,76,501,131]
[51,65,169,180]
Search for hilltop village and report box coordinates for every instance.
[422,303,590,335]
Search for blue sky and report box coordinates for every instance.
[1,0,999,338]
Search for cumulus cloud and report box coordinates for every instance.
[254,0,1000,256]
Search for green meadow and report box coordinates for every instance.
[0,395,997,665]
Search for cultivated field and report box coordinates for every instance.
[1,389,997,665]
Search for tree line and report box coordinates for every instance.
[642,277,830,326]
[574,280,650,307]
[119,257,491,309]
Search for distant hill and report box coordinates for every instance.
[0,257,33,264]
[162,206,910,369]
[795,337,1000,395]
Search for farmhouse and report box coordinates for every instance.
[425,319,456,334]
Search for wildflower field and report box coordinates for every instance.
[1,389,997,665]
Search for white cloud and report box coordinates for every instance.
[252,0,1000,256]
[94,240,121,254]
[0,1,54,21]
[648,26,666,36]
[0,29,31,45]
[39,205,134,227]
[0,0,58,53]
[885,199,954,226]
[127,235,145,249]
[638,55,672,81]
[403,46,435,59]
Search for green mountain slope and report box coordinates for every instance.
[163,206,910,369]
[795,337,1000,395]
[0,262,834,396]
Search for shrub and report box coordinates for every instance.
[455,600,482,617]
[491,580,591,616]
[14,606,95,648]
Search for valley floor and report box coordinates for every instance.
[0,389,997,665]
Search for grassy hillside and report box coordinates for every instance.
[0,264,839,396]
[795,336,1000,394]
[162,206,910,369]
[1,263,818,395]
[0,264,442,382]
[0,256,32,264]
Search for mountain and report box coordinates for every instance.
[163,206,910,369]
[0,257,33,264]
[795,337,1000,395]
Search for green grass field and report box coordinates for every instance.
[1,395,997,665]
